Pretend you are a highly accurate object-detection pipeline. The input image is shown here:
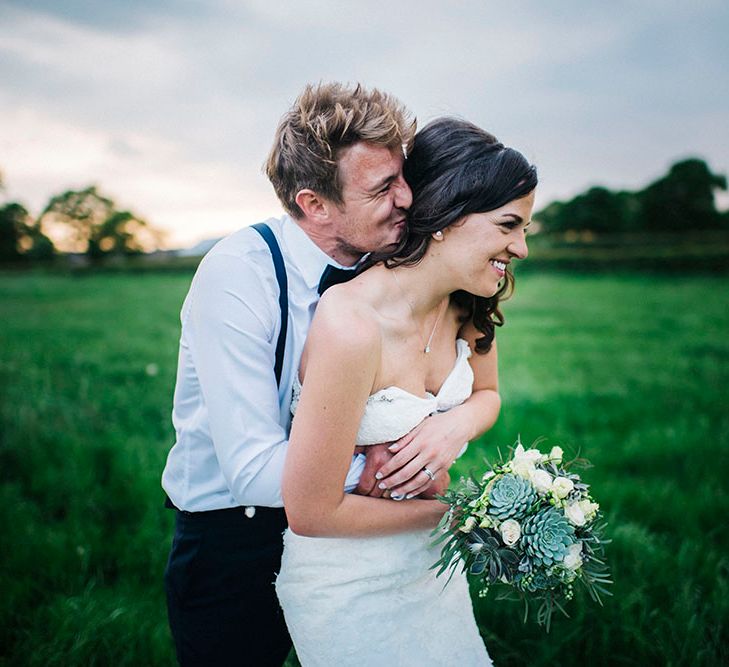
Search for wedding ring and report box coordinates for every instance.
[422,466,436,481]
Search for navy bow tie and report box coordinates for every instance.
[318,265,358,295]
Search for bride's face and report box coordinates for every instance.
[440,190,535,297]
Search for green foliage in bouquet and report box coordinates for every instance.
[432,440,612,631]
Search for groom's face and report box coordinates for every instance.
[329,142,412,263]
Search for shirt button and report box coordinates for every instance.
[244,506,256,518]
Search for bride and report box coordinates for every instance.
[276,117,537,665]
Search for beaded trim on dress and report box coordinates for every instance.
[291,338,474,446]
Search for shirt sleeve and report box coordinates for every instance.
[185,247,289,507]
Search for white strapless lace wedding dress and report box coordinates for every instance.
[276,339,492,666]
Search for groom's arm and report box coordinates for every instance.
[185,248,289,507]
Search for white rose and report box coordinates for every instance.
[564,502,586,526]
[549,446,564,464]
[499,519,522,546]
[511,459,535,478]
[530,469,553,494]
[551,477,574,499]
[525,449,543,462]
[578,499,600,522]
[511,444,543,479]
[511,460,536,478]
[459,516,477,533]
[563,542,583,570]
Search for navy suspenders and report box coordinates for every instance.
[163,222,289,514]
[250,222,288,388]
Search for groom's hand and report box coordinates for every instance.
[420,470,451,499]
[353,444,394,497]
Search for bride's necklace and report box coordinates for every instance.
[391,270,447,354]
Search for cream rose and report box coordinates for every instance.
[459,516,477,533]
[563,542,583,570]
[578,499,600,522]
[549,446,564,464]
[564,501,586,526]
[530,469,553,494]
[551,477,575,499]
[499,519,522,546]
[511,444,543,478]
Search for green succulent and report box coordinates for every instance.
[517,569,562,593]
[522,507,575,567]
[466,528,519,582]
[487,474,537,521]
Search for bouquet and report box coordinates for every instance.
[432,440,611,630]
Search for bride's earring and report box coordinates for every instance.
[432,230,444,241]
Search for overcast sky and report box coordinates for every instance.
[1,0,727,248]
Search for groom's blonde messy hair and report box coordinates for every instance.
[265,82,416,219]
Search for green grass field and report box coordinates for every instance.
[1,270,727,666]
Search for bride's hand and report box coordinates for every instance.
[373,411,467,498]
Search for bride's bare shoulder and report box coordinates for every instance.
[308,285,382,355]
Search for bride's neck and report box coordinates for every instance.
[385,258,451,318]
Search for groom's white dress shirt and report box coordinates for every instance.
[162,215,348,511]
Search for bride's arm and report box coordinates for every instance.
[375,321,500,497]
[282,296,446,537]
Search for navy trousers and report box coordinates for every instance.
[164,504,292,666]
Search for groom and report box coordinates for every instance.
[162,82,418,666]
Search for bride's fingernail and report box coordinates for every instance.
[388,444,397,451]
[406,493,416,499]
[375,472,383,480]
[378,482,387,490]
[391,493,404,501]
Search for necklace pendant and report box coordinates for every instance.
[424,345,431,354]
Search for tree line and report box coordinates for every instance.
[535,158,728,234]
[1,156,727,265]
[0,173,162,264]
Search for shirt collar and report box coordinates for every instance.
[281,215,365,290]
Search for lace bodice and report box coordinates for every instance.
[291,338,474,445]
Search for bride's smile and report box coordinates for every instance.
[431,190,534,299]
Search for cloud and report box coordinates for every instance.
[1,0,727,245]
[0,105,279,247]
[1,0,207,31]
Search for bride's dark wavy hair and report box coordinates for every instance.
[369,117,538,354]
